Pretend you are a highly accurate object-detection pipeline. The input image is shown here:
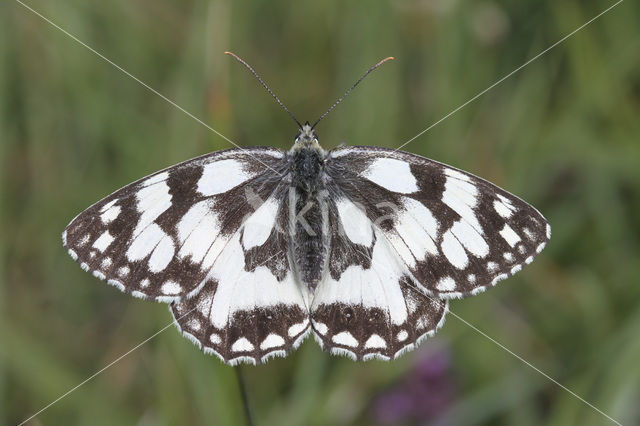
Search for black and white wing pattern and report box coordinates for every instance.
[325,146,550,299]
[170,199,312,365]
[309,146,549,360]
[64,140,550,365]
[311,200,448,360]
[63,148,311,365]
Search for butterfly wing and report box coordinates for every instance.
[325,146,550,299]
[63,147,289,302]
[64,147,312,365]
[311,195,448,360]
[170,200,312,365]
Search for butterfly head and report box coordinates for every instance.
[294,122,321,149]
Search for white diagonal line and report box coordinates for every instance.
[394,0,624,152]
[17,307,196,426]
[447,310,622,425]
[15,0,283,177]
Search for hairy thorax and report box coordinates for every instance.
[289,137,328,291]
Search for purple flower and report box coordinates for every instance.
[373,343,455,424]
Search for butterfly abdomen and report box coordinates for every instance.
[289,144,329,290]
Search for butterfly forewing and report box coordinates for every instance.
[63,148,288,302]
[325,146,550,299]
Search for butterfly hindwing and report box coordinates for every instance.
[325,146,550,299]
[63,147,288,302]
[170,187,312,365]
[310,197,448,359]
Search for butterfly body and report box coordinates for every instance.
[289,123,329,290]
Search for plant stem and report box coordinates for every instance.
[235,366,254,426]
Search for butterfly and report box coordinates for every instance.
[63,54,550,365]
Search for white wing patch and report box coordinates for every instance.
[449,219,489,258]
[395,197,439,261]
[260,334,285,350]
[442,168,481,232]
[499,224,521,247]
[92,231,114,252]
[126,224,168,261]
[441,229,469,269]
[177,200,223,266]
[147,233,175,272]
[161,280,181,295]
[197,159,256,196]
[288,320,309,337]
[336,198,373,246]
[365,334,387,349]
[332,332,358,347]
[362,157,419,194]
[242,197,279,250]
[380,196,440,271]
[133,177,172,237]
[436,276,456,291]
[207,233,307,329]
[100,204,121,224]
[232,337,254,352]
[312,228,409,326]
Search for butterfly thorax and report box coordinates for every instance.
[288,124,329,291]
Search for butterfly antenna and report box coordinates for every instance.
[311,56,394,130]
[225,51,302,129]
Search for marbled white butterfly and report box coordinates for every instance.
[63,54,550,365]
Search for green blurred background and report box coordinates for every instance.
[2,0,639,424]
